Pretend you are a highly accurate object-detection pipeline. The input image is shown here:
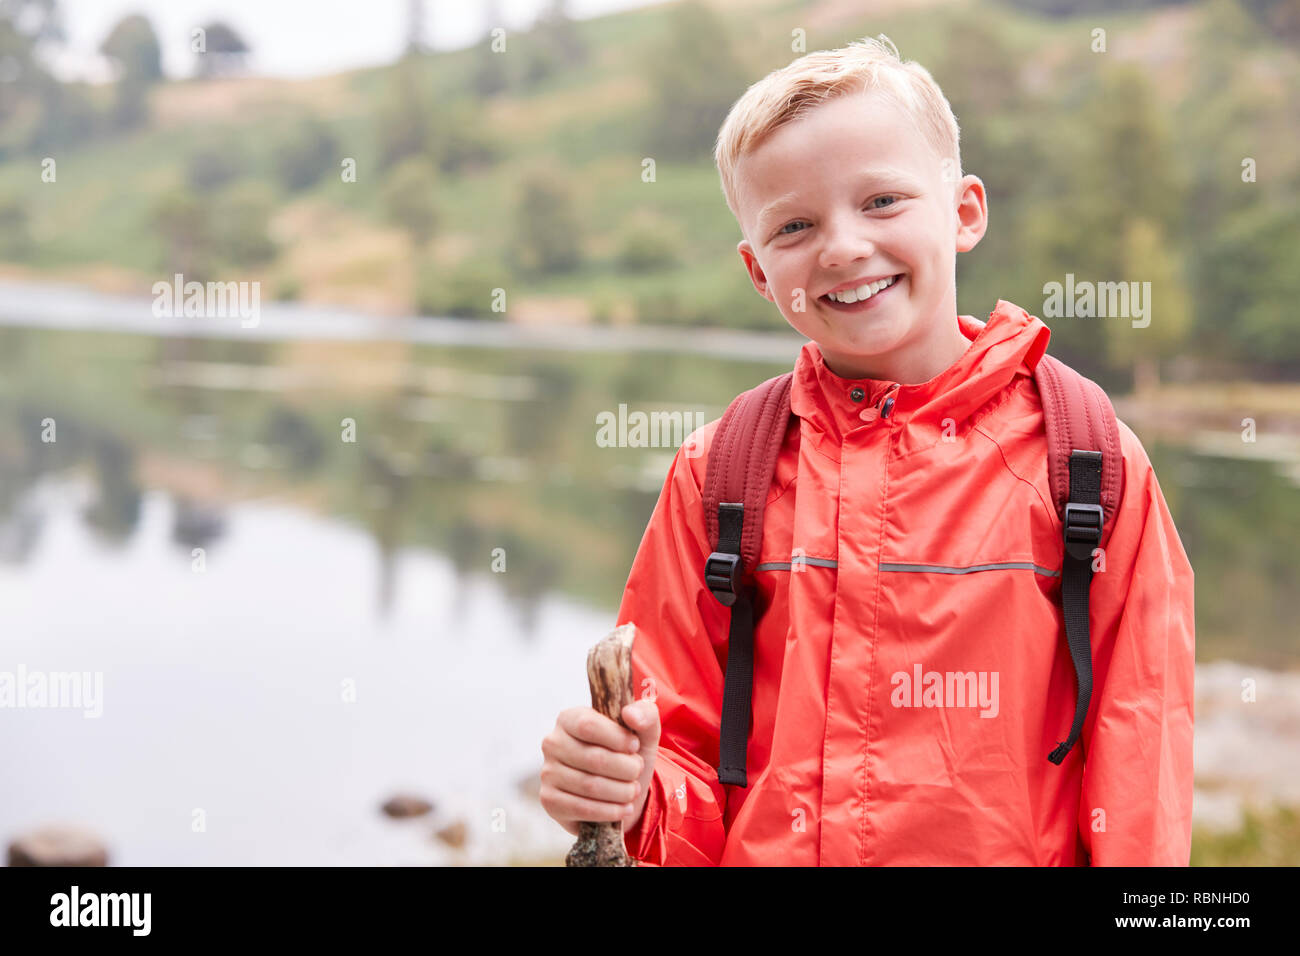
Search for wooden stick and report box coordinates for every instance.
[565,622,639,867]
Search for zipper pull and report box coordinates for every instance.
[878,384,899,419]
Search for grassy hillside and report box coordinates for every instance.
[0,0,1297,374]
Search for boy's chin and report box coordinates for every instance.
[818,317,918,365]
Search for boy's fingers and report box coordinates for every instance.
[545,761,641,806]
[541,785,635,825]
[555,736,642,781]
[560,707,638,753]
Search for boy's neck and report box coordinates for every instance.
[818,312,973,385]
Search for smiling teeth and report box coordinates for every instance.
[828,275,898,303]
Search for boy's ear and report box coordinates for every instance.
[737,239,774,302]
[954,175,988,253]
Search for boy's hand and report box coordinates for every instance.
[540,700,660,837]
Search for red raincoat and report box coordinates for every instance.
[617,300,1195,865]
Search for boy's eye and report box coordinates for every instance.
[775,196,899,237]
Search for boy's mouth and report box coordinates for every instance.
[819,273,904,312]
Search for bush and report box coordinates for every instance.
[615,217,681,273]
[272,117,339,193]
[632,287,696,326]
[432,100,501,175]
[152,190,215,279]
[381,157,439,247]
[509,169,582,276]
[186,143,248,192]
[589,294,615,326]
[210,183,277,267]
[416,260,508,320]
[273,274,301,301]
[0,197,32,261]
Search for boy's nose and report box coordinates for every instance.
[817,215,876,270]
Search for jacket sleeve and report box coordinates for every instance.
[1077,419,1196,865]
[616,425,732,866]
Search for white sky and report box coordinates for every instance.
[49,0,658,81]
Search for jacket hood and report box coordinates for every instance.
[790,299,1052,450]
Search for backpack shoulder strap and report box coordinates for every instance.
[1032,353,1125,766]
[1035,353,1124,545]
[701,371,794,788]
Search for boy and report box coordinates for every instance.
[540,36,1194,865]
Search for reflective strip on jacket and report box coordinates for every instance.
[617,300,1196,866]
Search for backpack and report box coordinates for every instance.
[701,352,1123,787]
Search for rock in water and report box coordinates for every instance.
[435,820,467,848]
[381,794,434,818]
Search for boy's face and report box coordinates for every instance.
[735,88,988,381]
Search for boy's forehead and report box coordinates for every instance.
[736,92,942,235]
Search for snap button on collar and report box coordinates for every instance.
[849,387,865,403]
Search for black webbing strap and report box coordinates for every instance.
[1048,450,1103,765]
[709,502,754,787]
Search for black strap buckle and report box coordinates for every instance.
[705,552,742,606]
[1063,502,1104,561]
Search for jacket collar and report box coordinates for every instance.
[789,299,1051,447]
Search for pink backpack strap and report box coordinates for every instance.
[700,371,793,788]
[703,371,795,576]
[1034,353,1124,547]
[1032,353,1125,766]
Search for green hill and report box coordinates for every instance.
[0,0,1297,380]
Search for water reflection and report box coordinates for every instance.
[0,326,1296,664]
[0,474,606,865]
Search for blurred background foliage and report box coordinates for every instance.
[0,0,1294,385]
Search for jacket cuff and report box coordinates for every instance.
[623,767,664,864]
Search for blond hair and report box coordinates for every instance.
[714,35,961,227]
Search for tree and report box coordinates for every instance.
[272,117,339,192]
[405,0,428,56]
[381,158,439,248]
[1020,61,1186,371]
[209,182,276,267]
[509,168,582,275]
[186,141,248,191]
[0,195,30,259]
[99,14,162,130]
[194,20,250,78]
[0,0,65,130]
[1194,199,1300,369]
[523,0,588,83]
[471,0,508,98]
[152,191,215,281]
[641,1,746,161]
[376,57,429,169]
[1104,218,1192,393]
[100,14,161,81]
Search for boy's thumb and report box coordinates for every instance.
[625,700,659,739]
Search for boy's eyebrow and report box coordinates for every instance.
[755,167,924,233]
